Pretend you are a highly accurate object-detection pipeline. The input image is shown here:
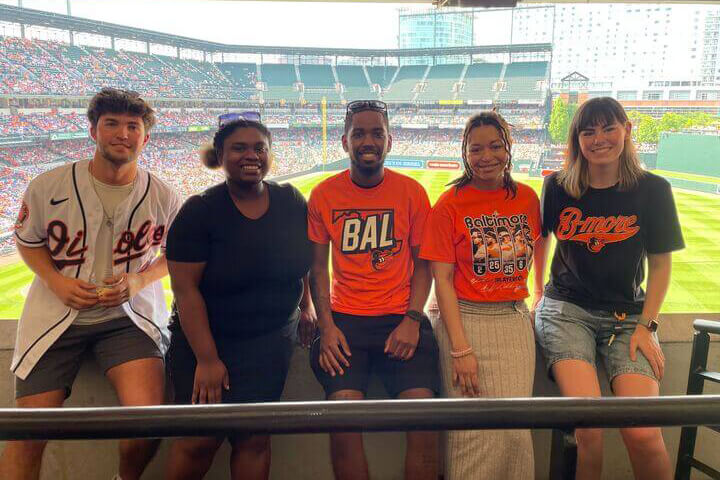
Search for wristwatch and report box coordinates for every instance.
[639,317,660,332]
[405,310,429,324]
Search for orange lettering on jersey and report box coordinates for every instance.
[556,207,639,252]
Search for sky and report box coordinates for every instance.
[1,0,433,48]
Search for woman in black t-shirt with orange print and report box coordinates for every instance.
[535,97,684,480]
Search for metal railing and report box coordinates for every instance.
[1,395,720,441]
[675,319,720,480]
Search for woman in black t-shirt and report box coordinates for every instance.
[535,97,683,480]
[164,117,315,480]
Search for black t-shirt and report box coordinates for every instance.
[541,171,684,314]
[166,181,312,338]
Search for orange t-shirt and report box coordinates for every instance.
[307,169,430,316]
[420,182,541,302]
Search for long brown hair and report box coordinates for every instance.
[559,97,644,199]
[449,110,517,198]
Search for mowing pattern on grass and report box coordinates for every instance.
[0,169,717,318]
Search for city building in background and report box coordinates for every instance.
[398,8,473,65]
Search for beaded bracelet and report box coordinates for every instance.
[450,347,473,358]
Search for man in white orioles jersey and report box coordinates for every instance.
[0,88,181,480]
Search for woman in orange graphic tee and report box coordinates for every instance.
[420,111,548,480]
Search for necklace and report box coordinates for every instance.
[89,161,136,228]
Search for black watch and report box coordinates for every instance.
[640,317,659,332]
[405,310,428,323]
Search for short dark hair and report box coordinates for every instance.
[87,88,156,131]
[201,119,272,169]
[343,100,389,134]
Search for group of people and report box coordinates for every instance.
[0,88,683,480]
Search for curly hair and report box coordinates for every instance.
[449,110,517,199]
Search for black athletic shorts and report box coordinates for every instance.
[168,320,295,405]
[310,311,440,398]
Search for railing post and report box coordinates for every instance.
[675,330,710,480]
[550,428,577,480]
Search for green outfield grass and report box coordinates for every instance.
[1,169,718,319]
[651,169,720,185]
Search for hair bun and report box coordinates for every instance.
[200,144,220,169]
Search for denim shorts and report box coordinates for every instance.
[534,296,659,382]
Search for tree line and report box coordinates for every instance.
[548,97,719,145]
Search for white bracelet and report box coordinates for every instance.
[450,347,473,358]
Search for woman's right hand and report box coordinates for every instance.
[452,354,480,397]
[192,357,230,404]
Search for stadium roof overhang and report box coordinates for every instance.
[0,4,552,55]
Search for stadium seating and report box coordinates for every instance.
[366,66,398,92]
[456,62,503,103]
[0,36,551,106]
[383,65,429,103]
[497,61,549,103]
[261,64,300,103]
[220,62,258,100]
[416,64,464,103]
[298,64,341,103]
[336,65,375,101]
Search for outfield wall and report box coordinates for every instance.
[1,314,719,479]
[658,133,720,177]
[271,156,462,183]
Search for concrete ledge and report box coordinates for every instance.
[1,316,719,479]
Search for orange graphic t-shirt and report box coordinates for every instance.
[307,169,430,316]
[420,182,541,302]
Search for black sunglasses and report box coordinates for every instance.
[346,100,388,116]
[218,111,262,127]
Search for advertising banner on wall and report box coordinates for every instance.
[426,160,461,170]
[385,159,425,169]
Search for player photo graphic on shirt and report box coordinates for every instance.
[512,224,530,271]
[470,228,487,276]
[333,208,402,271]
[498,226,515,276]
[483,227,501,274]
[467,213,533,277]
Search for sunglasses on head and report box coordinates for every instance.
[218,111,262,127]
[346,100,388,117]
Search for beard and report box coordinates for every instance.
[98,143,137,167]
[350,147,385,176]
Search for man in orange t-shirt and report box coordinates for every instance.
[308,100,439,480]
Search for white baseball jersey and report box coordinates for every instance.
[12,159,181,380]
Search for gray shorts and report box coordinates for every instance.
[15,316,162,400]
[534,296,658,382]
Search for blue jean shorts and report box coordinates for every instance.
[534,296,659,382]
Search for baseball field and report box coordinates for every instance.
[0,169,718,319]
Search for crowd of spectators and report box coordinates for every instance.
[1,36,552,109]
[0,123,548,257]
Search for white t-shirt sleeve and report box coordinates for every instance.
[14,179,47,248]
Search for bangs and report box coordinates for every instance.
[574,97,627,132]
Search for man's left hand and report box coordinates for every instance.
[384,317,420,361]
[97,273,145,307]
